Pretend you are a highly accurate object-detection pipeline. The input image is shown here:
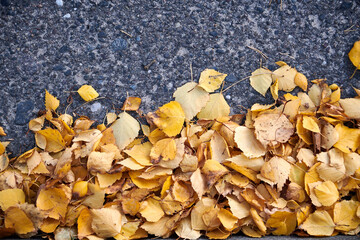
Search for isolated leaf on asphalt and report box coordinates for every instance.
[78,85,99,102]
[349,40,360,69]
[121,96,142,111]
[198,69,227,93]
[45,90,60,111]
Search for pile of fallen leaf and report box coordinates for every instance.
[1,41,360,240]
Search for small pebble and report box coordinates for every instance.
[90,102,102,112]
[63,13,71,19]
[56,0,63,7]
[226,95,231,100]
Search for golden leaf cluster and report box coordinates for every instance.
[0,62,360,240]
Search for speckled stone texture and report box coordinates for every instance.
[1,0,360,159]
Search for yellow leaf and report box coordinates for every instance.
[202,159,228,188]
[45,90,60,111]
[254,113,294,146]
[119,157,144,170]
[36,128,66,152]
[206,229,230,239]
[5,206,35,235]
[250,208,267,233]
[339,98,360,119]
[0,126,6,136]
[91,207,122,238]
[302,116,320,133]
[0,189,25,211]
[77,208,94,239]
[40,218,60,233]
[272,64,297,92]
[333,123,360,153]
[197,93,230,120]
[300,210,335,236]
[234,126,266,158]
[141,216,171,237]
[349,40,360,69]
[266,211,297,235]
[191,197,218,230]
[304,162,321,194]
[210,131,230,163]
[175,217,201,240]
[87,151,115,173]
[313,181,339,206]
[296,116,312,145]
[111,112,140,150]
[172,180,193,202]
[334,200,360,232]
[121,96,141,111]
[129,170,163,189]
[72,181,88,198]
[330,88,341,103]
[218,208,238,231]
[173,82,210,120]
[77,85,99,101]
[259,156,291,191]
[270,78,279,100]
[150,138,176,163]
[29,116,45,132]
[97,172,123,188]
[124,142,152,166]
[148,101,185,137]
[139,197,165,222]
[250,68,273,96]
[36,186,70,220]
[294,72,308,91]
[198,68,227,92]
[226,195,250,220]
[0,142,5,156]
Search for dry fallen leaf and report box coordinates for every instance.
[148,101,185,137]
[349,40,360,69]
[91,207,122,237]
[173,82,210,120]
[198,69,227,93]
[250,68,273,96]
[77,85,99,102]
[300,210,335,236]
[3,60,360,240]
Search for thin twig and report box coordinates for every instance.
[247,45,268,59]
[350,67,358,79]
[223,72,274,92]
[279,52,295,60]
[223,76,251,92]
[120,30,133,38]
[344,24,359,33]
[143,59,156,70]
[190,62,194,82]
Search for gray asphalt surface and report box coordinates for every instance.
[0,1,360,238]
